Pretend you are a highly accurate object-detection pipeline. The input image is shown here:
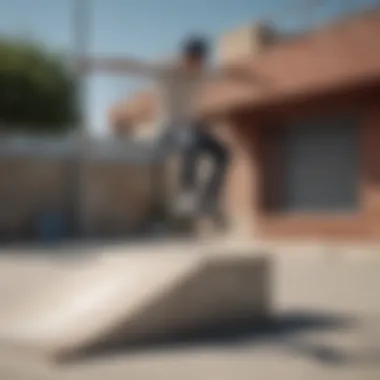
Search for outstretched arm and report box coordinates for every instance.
[76,56,171,79]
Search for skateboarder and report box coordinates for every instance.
[80,36,257,222]
[155,37,232,222]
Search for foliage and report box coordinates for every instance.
[0,37,80,133]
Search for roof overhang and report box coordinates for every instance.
[199,11,380,117]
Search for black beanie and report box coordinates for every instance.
[182,36,209,59]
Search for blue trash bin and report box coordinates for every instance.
[36,212,67,243]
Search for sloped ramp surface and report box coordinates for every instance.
[0,249,270,360]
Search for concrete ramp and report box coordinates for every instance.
[0,246,270,360]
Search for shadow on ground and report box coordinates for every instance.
[0,237,194,258]
[62,310,380,367]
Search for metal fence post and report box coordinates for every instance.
[73,0,91,237]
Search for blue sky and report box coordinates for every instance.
[0,0,376,135]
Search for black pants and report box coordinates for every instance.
[156,125,229,213]
[157,124,229,213]
[182,126,229,212]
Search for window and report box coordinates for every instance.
[266,116,360,213]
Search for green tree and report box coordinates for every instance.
[0,38,80,133]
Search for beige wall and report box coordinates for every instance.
[217,22,278,64]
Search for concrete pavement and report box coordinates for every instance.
[0,242,379,379]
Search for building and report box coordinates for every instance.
[109,10,380,241]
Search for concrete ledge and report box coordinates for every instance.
[0,245,271,361]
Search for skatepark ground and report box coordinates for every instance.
[0,240,379,380]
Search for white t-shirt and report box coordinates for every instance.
[153,67,211,148]
[117,58,214,143]
[155,70,204,127]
